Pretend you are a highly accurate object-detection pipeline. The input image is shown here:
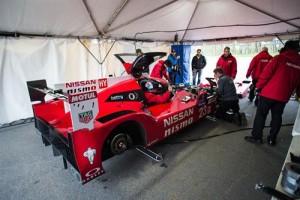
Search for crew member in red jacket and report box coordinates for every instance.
[150,60,172,81]
[245,40,300,146]
[216,47,237,79]
[246,47,273,103]
[143,81,173,105]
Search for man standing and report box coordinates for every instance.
[213,68,246,126]
[150,60,172,81]
[191,49,207,85]
[216,47,237,79]
[167,49,180,84]
[245,40,300,146]
[246,47,273,104]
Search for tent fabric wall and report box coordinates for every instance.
[0,38,170,125]
[0,37,101,124]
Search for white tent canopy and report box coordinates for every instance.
[1,0,300,41]
[0,0,299,125]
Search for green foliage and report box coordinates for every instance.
[191,38,286,57]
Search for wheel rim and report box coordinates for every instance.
[110,133,131,155]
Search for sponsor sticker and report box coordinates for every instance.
[86,167,101,177]
[69,91,97,103]
[98,78,108,88]
[111,95,124,101]
[79,110,93,124]
[83,147,96,164]
[128,93,136,100]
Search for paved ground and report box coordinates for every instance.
[0,97,298,200]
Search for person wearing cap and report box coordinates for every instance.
[150,60,172,81]
[245,40,300,146]
[167,49,180,84]
[216,47,237,79]
[143,81,173,105]
[136,48,143,57]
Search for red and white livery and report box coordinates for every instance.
[27,52,218,184]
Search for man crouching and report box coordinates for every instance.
[213,67,246,126]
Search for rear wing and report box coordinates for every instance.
[27,79,103,184]
[27,80,68,102]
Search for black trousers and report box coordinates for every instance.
[169,73,176,85]
[249,79,258,101]
[216,100,240,121]
[251,96,286,139]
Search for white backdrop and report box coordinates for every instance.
[0,37,170,124]
[0,37,102,124]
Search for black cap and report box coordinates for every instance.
[171,49,176,53]
[164,60,172,68]
[284,40,300,51]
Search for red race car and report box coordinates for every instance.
[27,52,218,184]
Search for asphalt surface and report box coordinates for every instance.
[0,98,298,200]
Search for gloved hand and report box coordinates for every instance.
[255,88,262,93]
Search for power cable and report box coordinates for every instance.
[0,118,34,130]
[134,17,300,41]
[158,123,294,146]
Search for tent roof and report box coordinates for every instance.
[0,0,299,42]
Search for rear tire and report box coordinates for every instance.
[101,121,144,161]
[110,133,132,155]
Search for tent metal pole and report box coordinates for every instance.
[106,0,178,33]
[275,35,284,45]
[234,0,300,30]
[78,38,102,66]
[181,0,200,41]
[103,0,129,33]
[78,38,116,66]
[82,0,105,37]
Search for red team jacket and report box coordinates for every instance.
[246,50,273,80]
[257,50,300,103]
[216,54,237,79]
[144,91,171,105]
[150,60,170,81]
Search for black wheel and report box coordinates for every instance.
[102,122,143,161]
[110,133,132,155]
